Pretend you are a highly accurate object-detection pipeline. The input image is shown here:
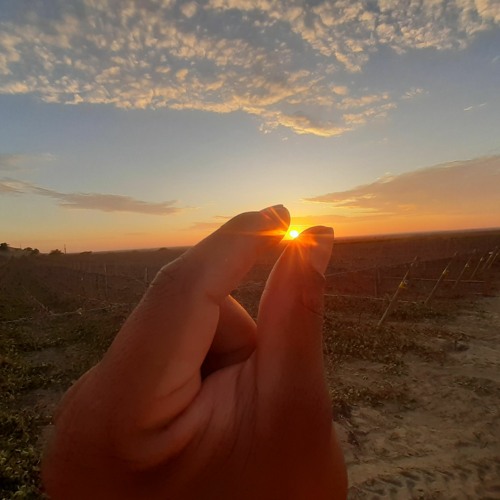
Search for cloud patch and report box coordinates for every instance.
[464,102,487,111]
[189,214,231,231]
[306,156,500,218]
[0,154,25,172]
[0,180,24,194]
[0,153,53,171]
[0,0,498,137]
[1,179,181,215]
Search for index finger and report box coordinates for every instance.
[98,205,290,427]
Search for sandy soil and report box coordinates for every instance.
[334,294,500,499]
[2,237,499,498]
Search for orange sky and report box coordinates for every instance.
[1,2,499,252]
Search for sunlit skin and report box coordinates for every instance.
[42,205,347,500]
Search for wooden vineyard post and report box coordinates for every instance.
[486,249,499,270]
[452,254,474,291]
[484,247,498,271]
[424,253,457,305]
[144,267,149,289]
[377,257,418,328]
[470,255,485,280]
[482,249,498,297]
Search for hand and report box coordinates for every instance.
[42,205,347,500]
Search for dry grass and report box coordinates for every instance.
[0,310,125,498]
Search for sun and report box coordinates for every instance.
[284,225,305,240]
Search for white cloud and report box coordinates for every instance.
[402,87,427,99]
[0,1,498,136]
[180,2,198,18]
[475,0,500,23]
[260,110,352,137]
[464,102,487,111]
[306,156,500,217]
[0,178,182,215]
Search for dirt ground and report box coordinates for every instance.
[335,294,500,499]
[1,231,499,498]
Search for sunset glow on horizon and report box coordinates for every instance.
[1,1,499,253]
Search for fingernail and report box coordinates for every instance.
[305,227,334,275]
[260,204,289,228]
[260,204,284,215]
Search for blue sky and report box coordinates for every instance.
[0,0,499,252]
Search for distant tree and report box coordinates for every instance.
[0,242,9,252]
[26,247,40,256]
[49,249,63,256]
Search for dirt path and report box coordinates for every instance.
[338,295,500,499]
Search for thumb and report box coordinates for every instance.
[256,226,333,403]
[254,227,337,494]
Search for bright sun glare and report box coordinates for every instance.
[289,229,299,239]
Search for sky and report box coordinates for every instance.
[0,0,499,252]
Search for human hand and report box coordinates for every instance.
[42,205,347,499]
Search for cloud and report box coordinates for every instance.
[0,179,182,215]
[189,221,225,231]
[464,102,487,111]
[0,1,498,137]
[189,214,231,231]
[180,2,198,18]
[259,110,352,137]
[306,156,500,218]
[0,180,24,194]
[0,153,53,172]
[402,87,426,100]
[0,154,25,172]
